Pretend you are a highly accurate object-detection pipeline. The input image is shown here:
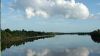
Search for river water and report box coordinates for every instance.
[1,35,100,56]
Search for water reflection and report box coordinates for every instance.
[26,47,89,56]
[90,30,100,43]
[1,34,100,51]
[91,35,100,43]
[1,36,54,51]
[78,35,100,43]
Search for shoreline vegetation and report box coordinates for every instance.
[1,29,100,51]
[1,29,55,43]
[1,29,55,51]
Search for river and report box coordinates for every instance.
[1,35,100,56]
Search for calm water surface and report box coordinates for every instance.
[1,35,100,56]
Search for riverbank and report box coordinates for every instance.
[1,29,55,42]
[1,29,100,50]
[1,29,55,51]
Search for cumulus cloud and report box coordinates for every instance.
[25,7,35,18]
[26,47,89,56]
[9,0,89,19]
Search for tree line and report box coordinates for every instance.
[1,28,54,42]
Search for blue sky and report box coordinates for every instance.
[1,0,100,32]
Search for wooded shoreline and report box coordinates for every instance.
[1,29,100,51]
[1,29,100,43]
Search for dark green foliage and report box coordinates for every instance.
[1,29,54,38]
[1,29,55,51]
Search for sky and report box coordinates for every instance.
[1,0,100,32]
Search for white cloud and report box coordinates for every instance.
[35,10,49,18]
[25,7,35,18]
[9,0,89,19]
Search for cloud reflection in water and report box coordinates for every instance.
[27,47,89,56]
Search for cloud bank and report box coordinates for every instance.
[10,0,89,19]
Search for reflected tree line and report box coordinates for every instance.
[1,29,55,51]
[1,29,100,51]
[78,29,100,43]
[90,29,100,43]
